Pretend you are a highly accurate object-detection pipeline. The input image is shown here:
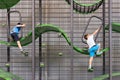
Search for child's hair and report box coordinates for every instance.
[17,22,22,25]
[84,34,88,40]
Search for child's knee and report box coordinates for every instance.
[96,43,100,49]
[98,43,100,47]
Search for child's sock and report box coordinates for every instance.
[20,48,23,52]
[88,65,92,69]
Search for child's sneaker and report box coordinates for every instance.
[96,51,103,57]
[88,67,94,72]
[21,50,28,56]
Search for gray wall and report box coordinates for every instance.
[0,0,120,80]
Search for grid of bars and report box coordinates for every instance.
[41,0,103,80]
[0,0,119,80]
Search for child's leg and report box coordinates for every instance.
[88,48,95,69]
[88,45,99,69]
[96,43,103,55]
[10,34,15,42]
[13,33,23,51]
[17,40,28,56]
[17,41,23,51]
[11,33,23,51]
[11,33,28,56]
[89,57,93,68]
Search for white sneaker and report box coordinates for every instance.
[96,51,102,56]
[21,50,28,56]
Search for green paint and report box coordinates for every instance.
[105,22,120,33]
[65,0,103,14]
[0,0,20,9]
[40,62,45,67]
[0,68,23,80]
[93,72,120,80]
[0,24,108,55]
[74,0,102,6]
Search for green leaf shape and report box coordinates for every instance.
[0,0,20,9]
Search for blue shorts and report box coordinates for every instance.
[88,44,99,57]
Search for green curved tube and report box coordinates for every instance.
[0,0,20,9]
[93,72,120,80]
[105,22,120,33]
[0,24,108,55]
[65,0,103,14]
[0,68,23,80]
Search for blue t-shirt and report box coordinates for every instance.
[11,26,21,34]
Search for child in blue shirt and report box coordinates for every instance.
[11,23,28,56]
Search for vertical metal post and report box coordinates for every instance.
[39,0,42,80]
[70,0,73,80]
[102,0,106,74]
[7,9,10,72]
[7,11,22,37]
[108,0,112,79]
[32,0,35,80]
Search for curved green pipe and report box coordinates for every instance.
[0,24,108,55]
[0,68,23,80]
[0,0,20,9]
[65,0,103,14]
[74,0,103,6]
[105,22,120,33]
[0,0,103,13]
[93,72,120,80]
[92,22,120,79]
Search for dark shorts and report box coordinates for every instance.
[11,33,19,41]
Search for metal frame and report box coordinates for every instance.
[32,0,35,80]
[32,0,113,80]
[81,16,103,44]
[70,0,73,80]
[7,9,10,72]
[6,1,36,80]
[31,0,113,79]
[7,10,22,72]
[102,0,106,75]
[7,11,22,23]
[39,0,42,80]
[34,0,113,80]
[7,10,23,37]
[108,0,112,79]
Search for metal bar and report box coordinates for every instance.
[7,9,10,72]
[102,0,106,74]
[81,16,103,44]
[108,0,112,79]
[32,0,35,79]
[45,1,49,79]
[7,10,23,37]
[39,0,42,80]
[70,0,73,80]
[7,11,22,23]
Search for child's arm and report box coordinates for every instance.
[17,24,26,27]
[92,27,101,35]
